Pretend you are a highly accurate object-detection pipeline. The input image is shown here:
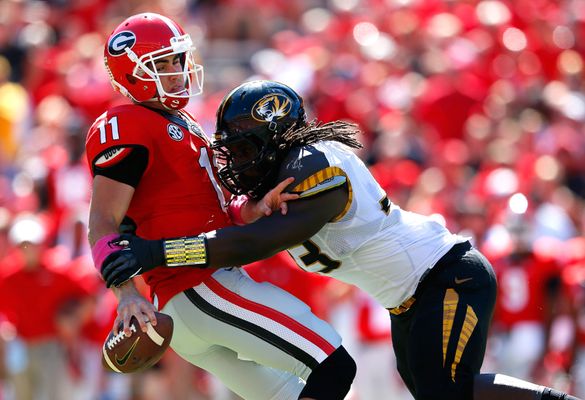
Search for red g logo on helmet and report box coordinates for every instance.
[107,31,136,56]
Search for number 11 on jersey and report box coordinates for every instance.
[98,116,120,144]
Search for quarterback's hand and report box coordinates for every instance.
[242,177,299,224]
[101,234,164,288]
[112,282,157,336]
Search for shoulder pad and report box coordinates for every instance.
[86,105,155,169]
[293,169,347,198]
[279,145,347,199]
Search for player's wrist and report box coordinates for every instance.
[139,238,166,271]
[227,195,249,226]
[241,198,265,224]
[111,279,138,298]
[92,233,125,272]
[163,235,208,267]
[114,235,165,272]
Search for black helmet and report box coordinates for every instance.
[213,80,306,199]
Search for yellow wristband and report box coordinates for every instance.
[164,235,208,267]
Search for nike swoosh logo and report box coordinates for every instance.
[115,336,141,366]
[454,277,473,284]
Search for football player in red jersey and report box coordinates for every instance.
[559,238,585,398]
[490,233,564,382]
[86,13,355,400]
[103,80,582,400]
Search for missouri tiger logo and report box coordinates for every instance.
[252,94,292,123]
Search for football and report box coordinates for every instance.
[102,312,173,373]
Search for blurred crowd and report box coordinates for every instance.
[0,0,585,399]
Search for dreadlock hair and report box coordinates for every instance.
[279,119,363,152]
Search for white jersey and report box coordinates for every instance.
[285,141,467,308]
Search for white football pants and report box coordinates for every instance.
[161,267,342,400]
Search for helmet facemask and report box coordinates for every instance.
[213,129,280,199]
[213,80,308,198]
[122,34,203,109]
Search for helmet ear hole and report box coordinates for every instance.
[126,74,137,84]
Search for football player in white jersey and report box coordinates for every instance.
[102,81,581,400]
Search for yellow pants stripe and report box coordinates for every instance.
[442,288,479,382]
[442,289,458,366]
[451,305,478,381]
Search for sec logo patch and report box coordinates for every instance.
[167,124,184,141]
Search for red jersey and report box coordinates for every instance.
[356,293,392,343]
[85,104,231,308]
[492,253,560,329]
[562,261,585,345]
[0,250,91,342]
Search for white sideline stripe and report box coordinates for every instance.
[146,322,165,346]
[195,283,329,363]
[102,347,122,373]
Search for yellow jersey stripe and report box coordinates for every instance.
[291,166,352,222]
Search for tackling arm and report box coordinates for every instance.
[206,185,347,267]
[207,145,350,265]
[101,180,348,287]
[100,145,350,287]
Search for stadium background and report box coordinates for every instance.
[0,0,585,399]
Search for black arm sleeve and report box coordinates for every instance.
[205,175,349,268]
[92,146,149,188]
